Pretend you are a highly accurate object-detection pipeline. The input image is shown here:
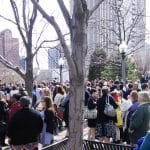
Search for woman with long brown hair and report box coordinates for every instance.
[40,96,55,147]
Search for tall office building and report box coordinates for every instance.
[0,29,19,66]
[130,0,146,71]
[48,46,69,81]
[48,47,60,69]
[70,0,146,76]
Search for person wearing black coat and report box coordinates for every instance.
[7,96,43,148]
[96,86,118,142]
[87,88,99,140]
[0,98,8,146]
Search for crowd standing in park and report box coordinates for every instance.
[0,78,150,149]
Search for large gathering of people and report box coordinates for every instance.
[0,81,70,149]
[85,79,150,149]
[0,78,149,149]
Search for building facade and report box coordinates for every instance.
[48,46,69,82]
[0,29,19,66]
[70,0,146,77]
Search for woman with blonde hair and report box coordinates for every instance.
[129,91,150,145]
[40,96,55,147]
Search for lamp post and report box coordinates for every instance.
[58,57,64,84]
[119,41,128,82]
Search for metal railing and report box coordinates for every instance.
[42,139,135,150]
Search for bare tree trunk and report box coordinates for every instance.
[30,1,105,149]
[68,8,87,149]
[69,81,84,150]
[25,51,33,97]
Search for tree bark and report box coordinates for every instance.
[68,80,84,150]
[25,49,33,97]
[30,1,105,149]
[68,4,88,149]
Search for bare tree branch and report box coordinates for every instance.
[23,0,28,34]
[31,0,77,76]
[88,0,105,18]
[33,33,69,57]
[0,14,18,26]
[34,22,48,49]
[57,0,72,30]
[10,0,28,48]
[0,55,25,78]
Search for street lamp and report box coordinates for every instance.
[58,57,64,84]
[119,41,128,82]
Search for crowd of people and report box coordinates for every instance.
[0,78,149,149]
[0,81,69,149]
[85,79,150,149]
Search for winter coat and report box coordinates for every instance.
[7,108,43,145]
[126,100,139,129]
[44,110,55,134]
[129,103,150,144]
[140,131,150,150]
[97,94,118,123]
[0,100,8,122]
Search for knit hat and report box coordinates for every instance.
[20,96,31,108]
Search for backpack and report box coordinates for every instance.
[104,96,116,117]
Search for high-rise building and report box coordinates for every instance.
[48,46,69,82]
[48,47,60,69]
[70,0,146,77]
[0,29,19,66]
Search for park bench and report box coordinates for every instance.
[42,138,135,150]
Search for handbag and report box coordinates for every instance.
[84,107,97,119]
[104,96,116,117]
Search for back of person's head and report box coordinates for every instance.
[20,96,31,108]
[12,93,21,101]
[128,83,133,89]
[57,86,65,95]
[141,83,149,91]
[12,86,16,90]
[42,96,54,112]
[90,88,97,95]
[119,84,124,90]
[130,90,138,101]
[43,88,51,97]
[102,86,109,95]
[138,91,150,103]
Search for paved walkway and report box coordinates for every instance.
[2,121,89,150]
[54,126,89,142]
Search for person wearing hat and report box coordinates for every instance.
[7,96,43,149]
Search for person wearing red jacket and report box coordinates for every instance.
[8,94,21,120]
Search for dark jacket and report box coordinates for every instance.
[129,103,150,144]
[44,110,55,134]
[85,90,90,106]
[87,96,97,110]
[126,100,139,129]
[0,100,8,122]
[7,108,43,145]
[97,94,118,123]
[140,131,150,150]
[61,94,69,127]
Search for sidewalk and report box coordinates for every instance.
[2,121,89,150]
[54,126,89,142]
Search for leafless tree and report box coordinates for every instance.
[0,0,63,96]
[95,0,145,57]
[31,0,105,149]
